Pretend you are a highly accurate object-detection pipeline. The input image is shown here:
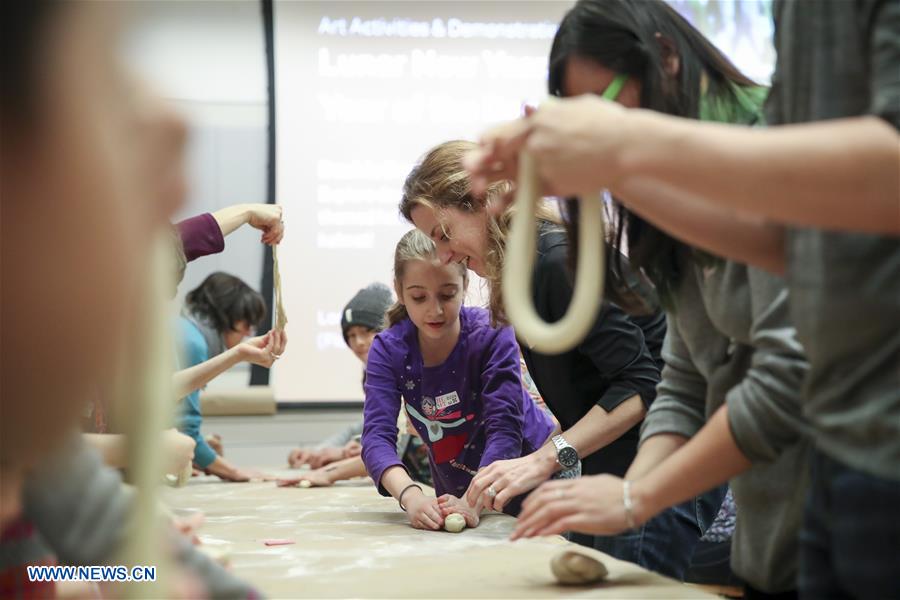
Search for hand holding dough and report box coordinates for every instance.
[443,513,467,533]
[550,549,608,585]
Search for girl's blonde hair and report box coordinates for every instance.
[399,140,560,325]
[385,229,468,327]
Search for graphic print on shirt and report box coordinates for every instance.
[405,400,473,464]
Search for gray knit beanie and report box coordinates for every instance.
[341,282,393,345]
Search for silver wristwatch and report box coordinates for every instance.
[552,434,579,469]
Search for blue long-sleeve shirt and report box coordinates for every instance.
[361,306,554,506]
[176,317,219,468]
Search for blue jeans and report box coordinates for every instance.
[799,450,900,599]
[570,484,727,580]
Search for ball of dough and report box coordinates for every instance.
[550,550,608,585]
[299,480,313,488]
[443,513,467,533]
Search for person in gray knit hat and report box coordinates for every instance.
[284,283,433,487]
[286,283,415,465]
[340,283,393,365]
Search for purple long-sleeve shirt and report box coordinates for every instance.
[175,213,224,262]
[361,306,555,505]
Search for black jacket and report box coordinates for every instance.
[519,223,666,477]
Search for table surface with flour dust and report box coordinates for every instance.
[161,469,714,599]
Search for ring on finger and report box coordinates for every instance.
[487,485,497,499]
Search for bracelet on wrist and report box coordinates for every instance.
[622,480,638,530]
[398,484,423,512]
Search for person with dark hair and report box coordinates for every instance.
[281,282,432,489]
[176,272,286,481]
[287,283,396,470]
[469,0,898,597]
[492,2,810,597]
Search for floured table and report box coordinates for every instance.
[161,469,714,599]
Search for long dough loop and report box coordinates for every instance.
[502,151,605,354]
[272,243,288,331]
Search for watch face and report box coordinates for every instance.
[558,446,579,468]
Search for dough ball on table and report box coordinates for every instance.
[299,480,312,488]
[443,513,466,533]
[550,550,608,585]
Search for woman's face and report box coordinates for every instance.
[397,260,465,343]
[409,203,490,277]
[346,326,377,365]
[2,3,188,477]
[562,54,642,107]
[223,321,254,349]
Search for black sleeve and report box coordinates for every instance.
[539,244,661,412]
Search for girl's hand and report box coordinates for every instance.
[511,475,648,540]
[403,492,444,531]
[300,468,334,487]
[465,95,630,202]
[287,447,342,469]
[466,450,557,512]
[206,458,274,482]
[342,440,362,458]
[246,204,284,245]
[277,468,334,488]
[288,447,314,468]
[309,447,343,469]
[437,494,481,528]
[221,467,274,482]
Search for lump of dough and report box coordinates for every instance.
[550,550,608,585]
[443,513,466,533]
[299,480,312,488]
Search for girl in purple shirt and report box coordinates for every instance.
[361,230,555,531]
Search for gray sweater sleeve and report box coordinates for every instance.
[640,324,709,442]
[24,434,260,599]
[725,269,809,462]
[24,435,131,566]
[314,419,364,449]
